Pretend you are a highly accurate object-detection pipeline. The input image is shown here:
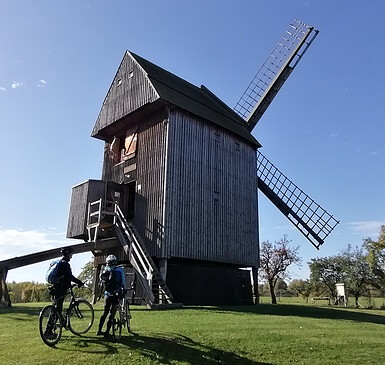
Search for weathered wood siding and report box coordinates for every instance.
[164,109,258,266]
[92,52,159,137]
[101,112,168,257]
[66,179,107,239]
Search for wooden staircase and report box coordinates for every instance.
[87,199,174,307]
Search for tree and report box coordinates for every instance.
[308,256,346,303]
[259,235,301,304]
[78,260,95,289]
[7,282,51,303]
[363,225,385,289]
[288,279,313,302]
[341,245,379,307]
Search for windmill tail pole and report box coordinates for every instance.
[0,240,123,307]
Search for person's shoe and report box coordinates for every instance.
[45,331,58,340]
[103,332,112,339]
[97,330,104,336]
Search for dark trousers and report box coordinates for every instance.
[98,295,119,334]
[54,287,68,323]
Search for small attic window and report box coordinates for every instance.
[128,70,134,79]
[117,78,122,86]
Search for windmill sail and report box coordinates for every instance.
[257,151,339,249]
[234,20,319,132]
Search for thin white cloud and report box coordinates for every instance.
[0,227,91,283]
[0,86,6,92]
[0,227,71,261]
[11,81,23,89]
[330,131,340,138]
[348,220,385,238]
[37,79,47,87]
[275,224,295,231]
[370,149,383,156]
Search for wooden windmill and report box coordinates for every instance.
[65,19,338,306]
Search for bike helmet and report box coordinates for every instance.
[106,254,117,267]
[61,247,73,256]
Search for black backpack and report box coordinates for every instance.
[102,269,122,294]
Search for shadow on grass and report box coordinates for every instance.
[65,332,270,365]
[54,336,118,355]
[0,305,41,320]
[31,331,270,364]
[189,304,385,325]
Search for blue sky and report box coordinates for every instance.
[1,1,384,283]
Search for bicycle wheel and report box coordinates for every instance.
[39,305,62,347]
[112,306,122,341]
[68,300,94,335]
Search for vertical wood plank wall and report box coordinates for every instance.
[101,112,167,257]
[165,109,259,267]
[66,180,107,239]
[133,115,167,257]
[100,106,258,267]
[93,52,159,136]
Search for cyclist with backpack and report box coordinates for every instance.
[97,254,126,338]
[50,247,84,322]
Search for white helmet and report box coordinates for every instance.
[106,254,117,267]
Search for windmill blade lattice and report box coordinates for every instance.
[234,20,319,132]
[256,151,339,249]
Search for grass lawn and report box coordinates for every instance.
[1,300,385,365]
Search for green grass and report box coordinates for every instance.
[1,301,385,365]
[260,295,385,308]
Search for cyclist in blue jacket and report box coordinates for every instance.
[97,254,125,338]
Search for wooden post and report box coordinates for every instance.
[92,264,102,304]
[158,259,168,304]
[0,267,12,308]
[251,266,259,305]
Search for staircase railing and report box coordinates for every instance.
[86,199,173,306]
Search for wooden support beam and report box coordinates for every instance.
[92,264,102,304]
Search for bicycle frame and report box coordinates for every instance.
[39,284,94,346]
[50,285,79,326]
[110,291,133,341]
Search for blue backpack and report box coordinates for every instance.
[46,259,62,284]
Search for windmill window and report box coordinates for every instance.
[117,78,122,86]
[128,70,134,79]
[235,142,240,151]
[110,127,138,165]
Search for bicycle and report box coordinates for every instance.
[39,284,94,346]
[111,289,132,341]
